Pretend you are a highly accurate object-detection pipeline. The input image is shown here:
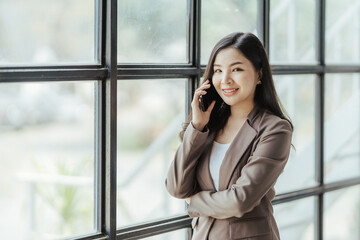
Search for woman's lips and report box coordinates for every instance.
[222,88,239,96]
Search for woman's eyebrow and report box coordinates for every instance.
[213,61,243,67]
[230,61,243,66]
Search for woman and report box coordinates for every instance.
[166,32,293,240]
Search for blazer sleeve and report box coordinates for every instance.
[187,119,293,219]
[165,122,209,199]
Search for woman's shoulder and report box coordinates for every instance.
[252,109,293,134]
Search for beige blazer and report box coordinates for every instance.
[166,105,293,240]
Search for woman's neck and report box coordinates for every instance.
[215,102,254,144]
[229,102,255,121]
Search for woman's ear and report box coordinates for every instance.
[258,68,263,80]
[256,69,263,85]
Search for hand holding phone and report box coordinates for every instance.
[199,80,218,112]
[191,80,217,131]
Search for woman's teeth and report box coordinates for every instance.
[224,89,238,93]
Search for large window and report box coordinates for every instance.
[0,0,95,65]
[0,0,359,239]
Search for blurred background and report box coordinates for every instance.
[0,0,359,239]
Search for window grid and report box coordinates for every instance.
[0,0,359,239]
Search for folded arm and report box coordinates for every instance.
[187,120,293,219]
[165,122,209,198]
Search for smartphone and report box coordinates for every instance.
[199,81,218,112]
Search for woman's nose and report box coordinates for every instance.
[221,71,233,84]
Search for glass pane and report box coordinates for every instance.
[274,75,317,194]
[324,74,360,183]
[324,185,360,240]
[0,82,95,239]
[117,79,186,226]
[0,0,95,66]
[201,0,259,65]
[326,0,360,64]
[117,0,188,63]
[274,197,315,240]
[143,228,189,240]
[270,0,316,64]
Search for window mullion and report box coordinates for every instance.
[100,0,118,239]
[257,0,270,54]
[315,0,326,239]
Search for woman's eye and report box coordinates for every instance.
[233,68,243,72]
[214,69,222,73]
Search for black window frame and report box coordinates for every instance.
[0,0,360,239]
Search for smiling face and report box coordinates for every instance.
[212,47,261,110]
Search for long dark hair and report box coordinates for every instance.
[180,32,293,139]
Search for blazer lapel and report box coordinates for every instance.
[218,105,260,191]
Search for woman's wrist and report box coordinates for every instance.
[191,121,206,132]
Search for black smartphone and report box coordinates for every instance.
[199,81,218,112]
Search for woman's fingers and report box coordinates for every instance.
[198,80,211,90]
[194,80,211,94]
[191,80,215,117]
[193,85,209,106]
[193,80,211,100]
[194,89,207,97]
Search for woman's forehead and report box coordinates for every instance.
[214,48,249,65]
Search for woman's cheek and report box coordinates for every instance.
[212,77,222,92]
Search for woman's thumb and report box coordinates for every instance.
[206,100,216,113]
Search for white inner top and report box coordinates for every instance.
[209,141,231,191]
